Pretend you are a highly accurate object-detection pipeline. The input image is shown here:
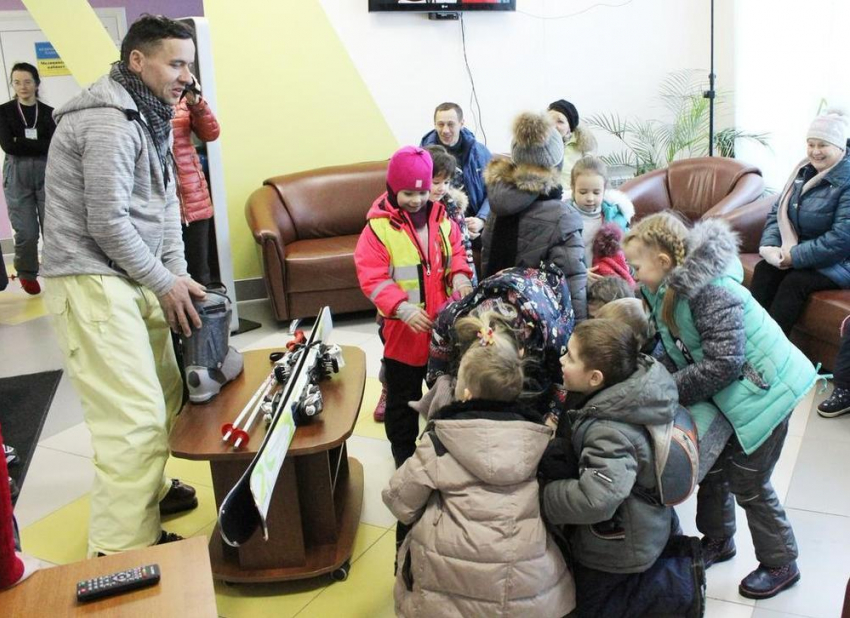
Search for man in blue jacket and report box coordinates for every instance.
[420,102,492,241]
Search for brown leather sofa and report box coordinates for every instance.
[246,160,388,321]
[724,195,850,370]
[619,156,765,222]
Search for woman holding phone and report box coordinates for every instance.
[172,74,220,285]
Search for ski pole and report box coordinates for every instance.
[233,387,272,450]
[221,372,275,443]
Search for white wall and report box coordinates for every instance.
[319,0,735,160]
[734,0,850,189]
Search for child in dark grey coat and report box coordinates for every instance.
[481,112,587,320]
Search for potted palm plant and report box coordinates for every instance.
[589,69,769,176]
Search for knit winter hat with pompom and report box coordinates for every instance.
[511,112,565,168]
[807,107,849,151]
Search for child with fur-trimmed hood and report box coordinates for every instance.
[482,111,588,320]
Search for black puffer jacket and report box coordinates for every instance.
[481,158,587,320]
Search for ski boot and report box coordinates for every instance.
[182,289,244,403]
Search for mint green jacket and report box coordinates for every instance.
[643,219,816,454]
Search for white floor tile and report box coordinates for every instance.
[39,374,86,440]
[347,434,397,528]
[771,435,802,503]
[358,336,385,379]
[801,392,850,445]
[706,598,754,618]
[238,330,294,352]
[754,508,850,618]
[785,438,850,517]
[751,608,816,618]
[331,313,380,337]
[39,421,93,459]
[14,447,94,528]
[787,387,815,439]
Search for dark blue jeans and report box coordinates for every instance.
[572,535,704,618]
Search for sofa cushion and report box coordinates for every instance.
[285,235,360,293]
[741,253,850,344]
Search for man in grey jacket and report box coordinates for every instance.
[42,15,204,557]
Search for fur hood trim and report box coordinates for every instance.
[570,124,598,155]
[666,217,740,299]
[447,186,469,213]
[484,157,562,195]
[604,189,635,223]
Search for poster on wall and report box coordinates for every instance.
[34,41,70,77]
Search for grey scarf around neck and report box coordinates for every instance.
[110,62,173,186]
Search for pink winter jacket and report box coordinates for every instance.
[382,400,576,617]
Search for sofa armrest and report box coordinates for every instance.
[714,194,775,254]
[245,185,291,321]
[703,172,765,218]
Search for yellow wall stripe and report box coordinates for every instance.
[203,0,398,280]
[22,0,118,87]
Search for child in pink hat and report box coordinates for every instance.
[355,146,473,561]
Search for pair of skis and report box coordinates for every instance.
[217,307,338,547]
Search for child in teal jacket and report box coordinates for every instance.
[624,213,816,601]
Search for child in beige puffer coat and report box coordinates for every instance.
[382,311,576,617]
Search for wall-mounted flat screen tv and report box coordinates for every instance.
[369,0,516,12]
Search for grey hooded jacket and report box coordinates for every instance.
[543,356,676,574]
[481,158,587,320]
[42,74,186,296]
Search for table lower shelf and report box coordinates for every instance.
[208,457,363,583]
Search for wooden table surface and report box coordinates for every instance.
[0,536,217,617]
[170,346,366,460]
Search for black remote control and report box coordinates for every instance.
[76,564,161,602]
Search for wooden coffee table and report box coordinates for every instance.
[169,345,366,583]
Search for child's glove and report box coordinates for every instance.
[396,301,433,333]
[452,273,473,299]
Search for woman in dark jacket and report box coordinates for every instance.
[0,63,55,295]
[481,111,587,320]
[750,109,850,334]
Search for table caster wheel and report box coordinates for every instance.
[331,561,350,582]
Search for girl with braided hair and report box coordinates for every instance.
[383,311,575,617]
[623,212,816,601]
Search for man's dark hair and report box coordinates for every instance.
[120,14,195,64]
[434,102,464,123]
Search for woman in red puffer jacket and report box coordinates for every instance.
[172,77,220,285]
